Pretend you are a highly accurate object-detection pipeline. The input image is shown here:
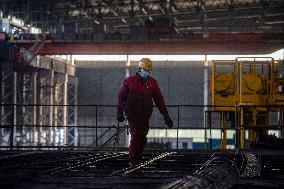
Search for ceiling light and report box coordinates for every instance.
[121,18,127,24]
[174,27,179,34]
[112,10,119,16]
[142,8,148,15]
[264,21,284,25]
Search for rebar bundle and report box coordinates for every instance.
[160,152,260,189]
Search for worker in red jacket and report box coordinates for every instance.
[117,58,173,166]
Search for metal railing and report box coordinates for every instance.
[0,104,283,150]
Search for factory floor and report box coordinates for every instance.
[0,150,283,189]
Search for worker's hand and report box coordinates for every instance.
[117,111,125,122]
[164,114,173,128]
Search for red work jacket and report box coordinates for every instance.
[117,74,168,118]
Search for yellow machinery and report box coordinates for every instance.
[210,57,284,150]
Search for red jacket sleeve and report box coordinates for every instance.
[152,80,168,116]
[117,79,129,112]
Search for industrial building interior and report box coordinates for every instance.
[0,0,284,188]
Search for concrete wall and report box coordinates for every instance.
[75,61,125,146]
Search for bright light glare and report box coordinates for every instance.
[72,49,283,62]
[73,55,127,61]
[208,49,284,60]
[129,55,205,61]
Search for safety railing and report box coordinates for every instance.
[0,104,283,150]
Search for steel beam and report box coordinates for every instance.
[14,33,284,55]
[25,42,284,55]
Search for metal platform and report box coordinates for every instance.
[0,150,283,189]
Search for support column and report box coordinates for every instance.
[0,71,3,146]
[38,71,52,146]
[49,69,54,146]
[32,71,37,146]
[67,77,78,146]
[220,112,227,150]
[38,74,43,145]
[1,71,13,147]
[19,73,34,146]
[11,72,17,148]
[204,55,209,149]
[240,107,245,149]
[125,55,131,147]
[280,108,284,140]
[63,73,68,145]
[53,73,65,146]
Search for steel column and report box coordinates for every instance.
[281,108,284,140]
[16,72,34,146]
[220,112,227,150]
[63,73,68,145]
[49,70,54,146]
[38,71,52,145]
[67,77,78,146]
[0,71,13,147]
[53,73,65,146]
[12,72,17,148]
[32,71,37,146]
[203,57,209,149]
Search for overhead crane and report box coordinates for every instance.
[11,32,284,55]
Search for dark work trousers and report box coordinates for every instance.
[128,115,150,165]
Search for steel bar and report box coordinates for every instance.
[0,151,41,160]
[160,153,261,189]
[0,151,282,189]
[97,126,126,150]
[0,153,93,169]
[112,151,177,176]
[45,152,128,175]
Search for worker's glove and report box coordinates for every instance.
[164,113,173,128]
[117,111,125,122]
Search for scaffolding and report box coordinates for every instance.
[0,52,78,149]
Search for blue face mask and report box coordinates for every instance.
[139,69,150,78]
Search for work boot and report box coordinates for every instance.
[129,162,136,167]
[136,157,143,165]
[129,158,136,167]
